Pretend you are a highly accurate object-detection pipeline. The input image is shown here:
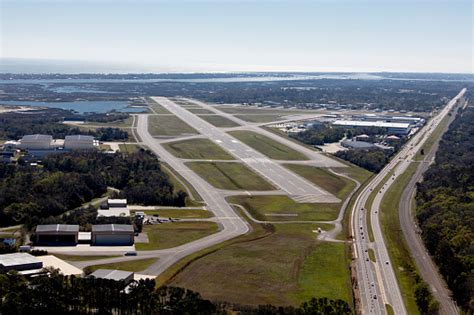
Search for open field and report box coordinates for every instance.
[84,258,158,274]
[53,254,120,262]
[234,114,285,123]
[186,162,276,191]
[228,195,340,221]
[136,221,219,251]
[170,223,350,306]
[133,209,212,219]
[148,115,198,137]
[284,164,355,199]
[162,138,235,160]
[197,115,240,128]
[82,116,134,128]
[330,165,373,184]
[118,143,141,153]
[380,162,420,314]
[160,163,203,206]
[186,108,215,114]
[147,98,172,114]
[229,130,308,160]
[214,106,312,116]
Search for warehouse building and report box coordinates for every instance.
[0,253,43,272]
[91,224,134,246]
[35,224,79,245]
[64,135,96,150]
[332,120,411,135]
[89,269,134,285]
[19,134,53,150]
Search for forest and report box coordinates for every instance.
[334,149,392,173]
[0,150,186,227]
[0,109,128,141]
[415,106,474,312]
[0,270,351,314]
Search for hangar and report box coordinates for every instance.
[35,224,79,245]
[64,135,95,150]
[19,134,53,150]
[91,224,134,246]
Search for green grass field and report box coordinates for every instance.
[134,209,212,219]
[146,98,172,114]
[84,258,158,274]
[330,165,373,184]
[233,114,284,123]
[162,138,234,160]
[214,106,310,116]
[284,164,355,199]
[228,195,340,221]
[160,163,203,206]
[186,162,275,191]
[197,115,240,128]
[229,130,308,160]
[136,221,219,250]
[170,223,351,306]
[118,143,141,153]
[82,116,134,128]
[148,115,198,137]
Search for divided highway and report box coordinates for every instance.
[351,89,466,314]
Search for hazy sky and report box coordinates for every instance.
[1,0,473,73]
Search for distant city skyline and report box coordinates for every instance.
[1,0,473,73]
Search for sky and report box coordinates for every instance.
[1,0,473,73]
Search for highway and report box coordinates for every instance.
[398,97,465,314]
[151,96,340,203]
[351,88,466,314]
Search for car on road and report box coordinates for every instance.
[124,251,137,256]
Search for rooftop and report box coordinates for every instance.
[97,208,131,217]
[92,224,134,233]
[333,120,410,129]
[108,199,128,205]
[35,224,79,233]
[65,135,94,141]
[0,253,42,268]
[89,269,134,281]
[21,134,53,142]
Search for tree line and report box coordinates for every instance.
[0,109,128,141]
[0,150,186,227]
[0,269,351,314]
[415,105,474,312]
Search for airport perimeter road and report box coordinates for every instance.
[127,114,250,275]
[152,97,340,203]
[182,98,344,168]
[398,99,464,315]
[351,88,466,314]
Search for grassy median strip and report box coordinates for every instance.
[148,115,198,137]
[160,163,203,205]
[162,138,235,160]
[234,114,284,123]
[380,162,420,314]
[284,164,355,199]
[228,195,340,221]
[84,258,158,274]
[197,115,240,128]
[146,98,172,114]
[136,222,219,251]
[186,108,215,114]
[368,248,376,262]
[186,162,276,191]
[229,130,308,160]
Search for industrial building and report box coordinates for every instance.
[332,120,412,135]
[64,135,96,150]
[19,134,53,150]
[0,253,43,272]
[98,199,131,217]
[89,269,134,285]
[35,224,79,245]
[91,224,135,246]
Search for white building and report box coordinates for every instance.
[91,224,135,246]
[332,120,411,135]
[19,134,53,150]
[64,135,95,150]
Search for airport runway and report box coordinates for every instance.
[152,96,340,203]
